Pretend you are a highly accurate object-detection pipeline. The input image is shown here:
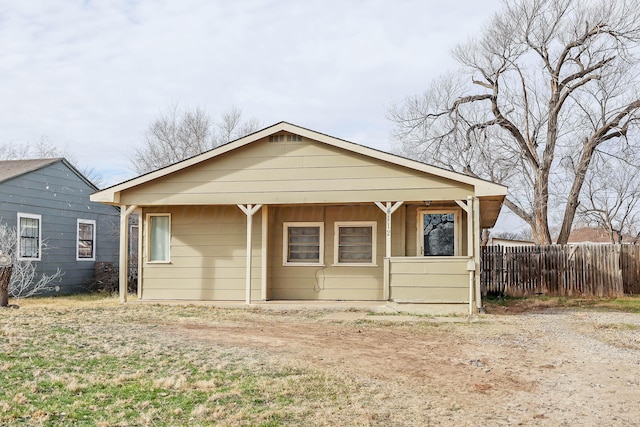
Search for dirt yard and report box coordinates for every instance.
[161,306,640,426]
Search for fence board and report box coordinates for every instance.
[481,244,634,297]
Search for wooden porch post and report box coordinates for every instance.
[261,205,269,301]
[375,201,404,301]
[473,197,482,312]
[119,205,138,304]
[456,198,475,316]
[238,204,262,304]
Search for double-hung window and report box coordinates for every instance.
[147,214,171,263]
[17,213,41,261]
[334,222,377,265]
[283,222,324,265]
[77,219,96,260]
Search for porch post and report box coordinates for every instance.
[261,205,268,301]
[119,204,138,304]
[238,204,262,304]
[375,201,404,301]
[473,197,482,312]
[456,198,475,316]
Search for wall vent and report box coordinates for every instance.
[269,134,302,142]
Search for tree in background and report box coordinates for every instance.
[0,136,104,188]
[0,221,63,304]
[131,105,260,174]
[389,0,640,244]
[577,146,640,243]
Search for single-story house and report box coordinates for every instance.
[91,122,507,314]
[0,158,120,295]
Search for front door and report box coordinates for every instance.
[418,210,458,256]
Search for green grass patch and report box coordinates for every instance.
[0,300,356,426]
[484,295,640,314]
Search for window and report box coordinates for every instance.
[77,219,96,260]
[148,214,171,262]
[334,222,376,265]
[283,222,324,265]
[418,209,460,256]
[17,213,41,260]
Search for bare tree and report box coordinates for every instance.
[577,146,640,243]
[0,136,104,188]
[390,0,640,244]
[0,222,63,303]
[131,105,260,174]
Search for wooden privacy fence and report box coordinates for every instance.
[481,244,640,297]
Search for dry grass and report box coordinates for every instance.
[2,294,640,426]
[0,295,360,426]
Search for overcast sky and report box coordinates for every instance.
[0,0,507,178]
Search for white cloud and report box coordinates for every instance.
[0,0,502,186]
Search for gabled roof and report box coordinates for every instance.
[0,158,98,190]
[93,121,507,204]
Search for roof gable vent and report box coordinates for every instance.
[269,133,303,143]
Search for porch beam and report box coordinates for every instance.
[238,204,263,304]
[119,204,138,304]
[455,199,470,214]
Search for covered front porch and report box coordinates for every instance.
[116,196,484,315]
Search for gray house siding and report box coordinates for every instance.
[0,160,119,295]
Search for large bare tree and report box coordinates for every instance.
[131,105,260,174]
[389,0,640,244]
[577,146,640,243]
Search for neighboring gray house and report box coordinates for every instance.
[0,158,119,294]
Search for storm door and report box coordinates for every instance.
[418,210,459,256]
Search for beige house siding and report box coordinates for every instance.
[91,122,507,308]
[388,257,470,302]
[140,205,262,301]
[269,205,390,300]
[119,137,474,206]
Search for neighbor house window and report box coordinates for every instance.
[17,213,41,261]
[283,222,324,265]
[77,219,96,261]
[418,209,460,256]
[147,214,171,262]
[334,222,376,265]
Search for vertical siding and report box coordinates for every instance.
[141,205,262,301]
[0,161,120,294]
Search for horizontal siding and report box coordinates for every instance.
[268,205,384,300]
[120,138,473,206]
[141,205,257,301]
[270,288,381,300]
[389,257,469,302]
[0,162,120,294]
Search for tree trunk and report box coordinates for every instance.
[0,265,11,307]
[532,176,553,245]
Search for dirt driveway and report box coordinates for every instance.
[163,308,640,426]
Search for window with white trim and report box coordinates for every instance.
[77,219,96,260]
[283,222,324,265]
[147,214,171,263]
[418,209,460,256]
[17,213,41,261]
[334,222,377,265]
